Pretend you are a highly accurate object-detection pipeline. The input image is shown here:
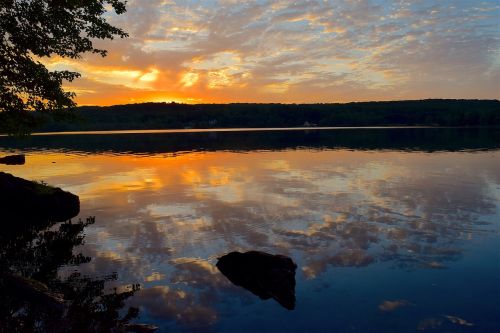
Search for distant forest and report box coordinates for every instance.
[38,99,500,132]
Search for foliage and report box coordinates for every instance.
[36,99,500,132]
[0,0,128,135]
[33,179,58,195]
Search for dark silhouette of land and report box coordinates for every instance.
[0,172,79,221]
[33,99,499,133]
[1,127,499,155]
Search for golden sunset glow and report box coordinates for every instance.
[40,0,499,106]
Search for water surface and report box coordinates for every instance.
[1,128,499,332]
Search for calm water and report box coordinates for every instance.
[1,128,499,332]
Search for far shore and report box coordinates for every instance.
[3,125,497,137]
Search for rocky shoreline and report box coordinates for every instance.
[0,171,79,222]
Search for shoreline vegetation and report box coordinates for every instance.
[19,99,500,134]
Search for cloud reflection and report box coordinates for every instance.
[4,148,499,330]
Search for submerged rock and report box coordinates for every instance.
[0,154,25,165]
[0,172,79,222]
[216,251,297,310]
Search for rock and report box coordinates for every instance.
[216,251,297,310]
[0,154,25,165]
[0,172,80,222]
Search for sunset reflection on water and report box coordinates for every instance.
[1,130,499,332]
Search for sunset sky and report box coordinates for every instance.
[45,0,500,105]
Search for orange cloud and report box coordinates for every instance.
[40,1,500,105]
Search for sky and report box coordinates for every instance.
[45,0,500,105]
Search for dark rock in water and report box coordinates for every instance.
[0,172,80,222]
[216,251,297,310]
[0,154,25,165]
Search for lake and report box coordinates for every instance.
[1,127,499,332]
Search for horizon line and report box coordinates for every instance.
[76,98,500,108]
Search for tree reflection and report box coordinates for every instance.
[0,212,141,332]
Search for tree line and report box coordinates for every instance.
[35,99,500,132]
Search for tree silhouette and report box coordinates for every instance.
[0,0,128,135]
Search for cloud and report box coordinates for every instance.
[41,0,499,105]
[129,285,218,328]
[417,315,475,331]
[378,299,410,312]
[444,315,474,327]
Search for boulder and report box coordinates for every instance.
[0,172,80,222]
[0,154,25,165]
[216,251,297,310]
